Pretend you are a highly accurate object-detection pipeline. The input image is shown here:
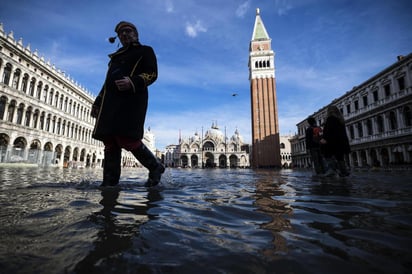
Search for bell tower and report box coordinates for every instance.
[249,8,281,168]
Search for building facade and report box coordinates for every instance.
[164,144,179,168]
[280,135,293,168]
[291,54,412,169]
[165,123,250,168]
[0,24,104,167]
[0,23,157,168]
[249,8,281,168]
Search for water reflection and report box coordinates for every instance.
[73,187,162,273]
[310,177,352,196]
[0,167,411,273]
[254,170,293,258]
[279,171,412,274]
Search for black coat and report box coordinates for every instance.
[92,43,158,141]
[322,116,350,158]
[305,126,321,149]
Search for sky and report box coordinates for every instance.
[1,0,411,150]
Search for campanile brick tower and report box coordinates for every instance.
[249,8,281,168]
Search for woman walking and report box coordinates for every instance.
[320,105,350,177]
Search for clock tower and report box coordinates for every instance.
[249,8,281,168]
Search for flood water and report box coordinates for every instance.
[0,166,411,274]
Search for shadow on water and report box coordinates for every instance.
[73,187,163,274]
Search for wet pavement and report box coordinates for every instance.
[0,166,411,273]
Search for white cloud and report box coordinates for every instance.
[165,0,174,13]
[236,1,250,18]
[274,0,294,16]
[185,20,207,38]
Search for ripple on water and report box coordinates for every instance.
[336,228,412,252]
[0,167,411,273]
[294,200,371,214]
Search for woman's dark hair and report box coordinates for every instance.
[307,117,316,126]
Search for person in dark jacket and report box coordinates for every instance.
[91,21,164,187]
[305,116,325,175]
[320,105,350,177]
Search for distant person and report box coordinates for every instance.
[305,116,325,175]
[91,21,164,187]
[320,105,350,177]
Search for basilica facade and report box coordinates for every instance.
[164,123,250,168]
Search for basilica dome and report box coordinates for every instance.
[231,128,244,143]
[205,124,224,142]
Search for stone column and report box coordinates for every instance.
[396,107,403,128]
[10,103,18,124]
[20,105,27,126]
[0,63,5,83]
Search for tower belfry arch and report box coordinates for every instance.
[248,8,281,168]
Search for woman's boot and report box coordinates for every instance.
[132,144,165,187]
[323,157,337,177]
[337,160,350,177]
[101,149,121,187]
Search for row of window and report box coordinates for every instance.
[347,107,411,139]
[254,59,271,69]
[180,142,244,152]
[295,105,411,152]
[0,96,99,146]
[295,145,402,168]
[281,154,291,161]
[0,59,94,123]
[342,75,406,115]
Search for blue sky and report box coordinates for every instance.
[1,0,411,150]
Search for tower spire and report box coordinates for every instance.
[251,8,270,41]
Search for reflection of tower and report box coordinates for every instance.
[248,8,281,168]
